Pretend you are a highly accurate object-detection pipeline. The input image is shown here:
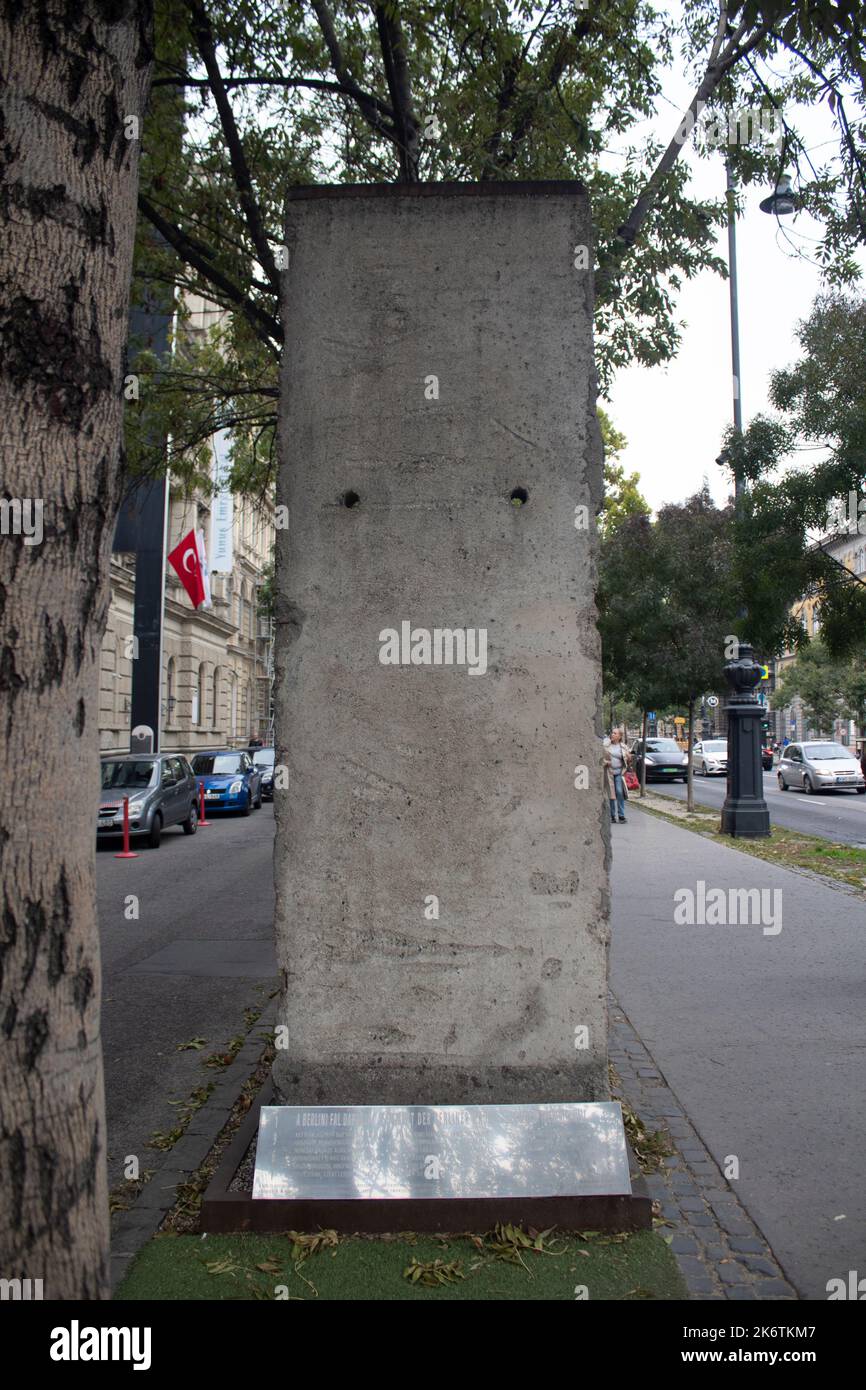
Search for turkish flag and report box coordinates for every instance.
[168,529,207,608]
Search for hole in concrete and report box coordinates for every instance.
[342,490,360,508]
[510,486,529,506]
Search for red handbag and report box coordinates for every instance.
[624,770,639,792]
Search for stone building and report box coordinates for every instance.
[99,293,276,756]
[771,527,865,746]
[99,487,275,757]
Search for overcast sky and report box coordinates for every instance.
[604,19,862,515]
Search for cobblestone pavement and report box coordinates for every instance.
[610,994,798,1301]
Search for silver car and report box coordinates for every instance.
[694,738,728,776]
[777,741,866,796]
[99,754,199,847]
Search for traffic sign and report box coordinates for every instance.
[706,695,719,708]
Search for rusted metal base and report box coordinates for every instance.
[200,1081,653,1235]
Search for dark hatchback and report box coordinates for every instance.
[99,754,198,848]
[250,745,276,800]
[630,737,689,783]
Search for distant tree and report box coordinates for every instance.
[599,488,740,806]
[598,511,680,793]
[842,663,866,739]
[654,490,740,807]
[723,293,866,658]
[598,408,649,537]
[256,559,276,621]
[776,639,865,736]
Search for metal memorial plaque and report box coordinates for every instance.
[252,1102,631,1201]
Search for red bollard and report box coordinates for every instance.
[114,796,138,859]
[198,780,211,827]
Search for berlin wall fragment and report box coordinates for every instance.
[273,182,607,1105]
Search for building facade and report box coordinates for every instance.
[770,528,864,746]
[99,487,275,756]
[99,294,275,756]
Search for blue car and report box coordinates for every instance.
[191,750,262,816]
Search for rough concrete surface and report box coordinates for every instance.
[274,182,607,1105]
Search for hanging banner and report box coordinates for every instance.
[210,429,234,573]
[196,528,212,609]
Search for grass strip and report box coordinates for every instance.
[114,1227,685,1302]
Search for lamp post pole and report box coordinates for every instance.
[720,157,771,836]
[726,159,744,442]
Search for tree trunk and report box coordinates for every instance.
[687,696,695,812]
[0,2,153,1299]
[640,707,648,796]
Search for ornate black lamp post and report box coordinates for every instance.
[718,164,791,837]
[720,642,771,836]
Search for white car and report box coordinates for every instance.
[694,738,728,776]
[777,741,866,795]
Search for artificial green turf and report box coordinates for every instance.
[115,1229,686,1301]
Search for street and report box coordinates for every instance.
[653,769,866,846]
[97,804,277,1189]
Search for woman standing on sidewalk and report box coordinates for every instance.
[605,729,631,824]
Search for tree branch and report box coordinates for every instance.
[310,0,401,146]
[597,19,772,296]
[185,0,281,294]
[138,194,283,351]
[373,1,419,180]
[497,26,576,171]
[151,73,394,120]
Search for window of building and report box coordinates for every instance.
[212,667,220,729]
[114,634,125,719]
[166,656,176,724]
[192,663,205,725]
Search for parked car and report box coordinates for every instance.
[191,750,262,814]
[694,738,728,776]
[631,738,688,783]
[762,745,774,771]
[250,745,276,800]
[777,741,866,795]
[99,754,198,848]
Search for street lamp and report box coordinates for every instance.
[759,173,797,217]
[719,160,773,837]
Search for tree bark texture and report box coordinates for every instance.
[0,1,153,1299]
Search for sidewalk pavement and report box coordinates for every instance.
[610,803,866,1300]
